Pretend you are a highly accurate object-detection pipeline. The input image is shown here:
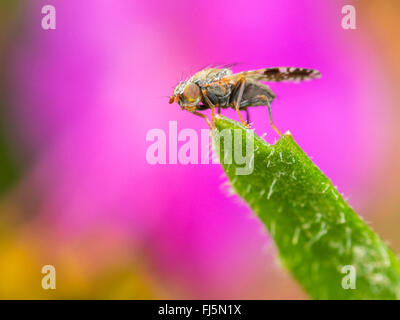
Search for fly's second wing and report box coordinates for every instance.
[224,67,321,83]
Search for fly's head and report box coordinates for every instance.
[169,81,202,112]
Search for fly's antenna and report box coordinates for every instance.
[156,95,173,100]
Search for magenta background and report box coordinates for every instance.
[3,0,396,298]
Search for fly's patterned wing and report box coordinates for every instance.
[223,67,321,83]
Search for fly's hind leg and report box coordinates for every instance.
[265,98,282,136]
[233,77,249,128]
[245,108,250,124]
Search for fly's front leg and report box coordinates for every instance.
[233,77,249,128]
[191,111,211,129]
[202,90,216,129]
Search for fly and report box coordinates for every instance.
[169,66,321,135]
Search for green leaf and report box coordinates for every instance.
[213,115,400,300]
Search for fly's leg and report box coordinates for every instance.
[252,95,281,136]
[191,111,211,129]
[233,77,249,128]
[245,108,250,124]
[218,106,221,114]
[202,90,216,129]
[266,98,282,136]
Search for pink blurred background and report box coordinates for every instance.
[0,0,400,299]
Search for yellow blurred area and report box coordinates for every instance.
[0,213,166,299]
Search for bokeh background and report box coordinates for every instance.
[0,0,399,299]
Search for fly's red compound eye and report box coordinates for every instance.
[183,83,201,103]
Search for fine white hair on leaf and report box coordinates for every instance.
[267,178,277,200]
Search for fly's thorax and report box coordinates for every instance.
[204,82,234,107]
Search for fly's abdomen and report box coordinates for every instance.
[238,81,276,108]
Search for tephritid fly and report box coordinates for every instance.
[169,66,321,135]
